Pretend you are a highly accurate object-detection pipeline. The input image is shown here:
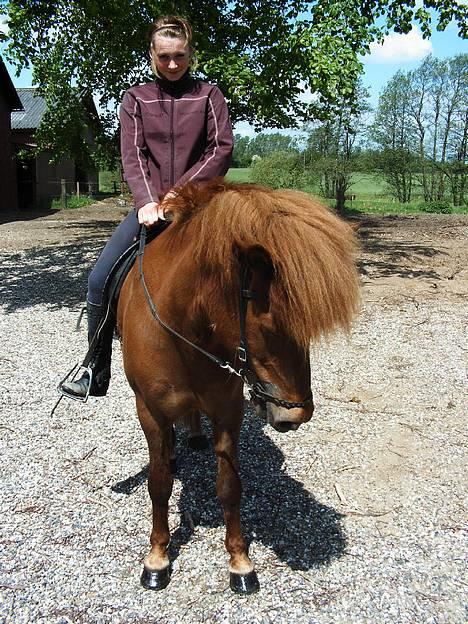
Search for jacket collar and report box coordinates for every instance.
[156,72,194,97]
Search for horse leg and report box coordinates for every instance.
[187,411,209,450]
[136,396,173,590]
[213,417,260,594]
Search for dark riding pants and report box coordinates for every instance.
[88,210,140,306]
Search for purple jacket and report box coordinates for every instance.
[120,75,234,211]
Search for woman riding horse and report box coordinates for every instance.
[59,15,233,400]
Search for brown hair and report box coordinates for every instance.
[149,16,195,77]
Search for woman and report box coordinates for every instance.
[60,15,234,400]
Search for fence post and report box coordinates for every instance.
[61,179,67,209]
[76,181,80,199]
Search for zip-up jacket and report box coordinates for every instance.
[120,74,234,211]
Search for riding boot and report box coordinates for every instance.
[60,301,113,399]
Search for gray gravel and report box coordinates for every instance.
[0,210,466,623]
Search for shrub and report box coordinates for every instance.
[51,194,98,210]
[251,151,304,189]
[418,200,453,214]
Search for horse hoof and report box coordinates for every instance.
[188,434,209,450]
[140,565,171,591]
[229,570,260,594]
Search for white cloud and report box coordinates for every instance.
[367,26,433,63]
[0,14,10,35]
[233,120,256,137]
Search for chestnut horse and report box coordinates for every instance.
[117,180,359,594]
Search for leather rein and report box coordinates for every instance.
[138,225,313,411]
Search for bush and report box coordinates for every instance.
[250,151,304,189]
[50,194,98,210]
[418,200,453,214]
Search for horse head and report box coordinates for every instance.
[236,243,315,433]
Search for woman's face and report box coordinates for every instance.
[152,35,191,81]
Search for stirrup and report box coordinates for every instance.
[57,363,93,403]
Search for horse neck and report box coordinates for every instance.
[155,233,240,353]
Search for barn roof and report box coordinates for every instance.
[0,57,23,111]
[11,87,100,132]
[11,88,47,130]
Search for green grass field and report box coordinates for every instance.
[226,168,251,183]
[98,168,466,214]
[227,168,467,215]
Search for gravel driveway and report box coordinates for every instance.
[0,203,466,623]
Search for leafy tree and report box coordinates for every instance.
[436,55,467,206]
[247,133,299,158]
[370,54,467,205]
[304,82,371,212]
[233,132,299,167]
[370,72,417,202]
[232,134,251,168]
[2,0,466,166]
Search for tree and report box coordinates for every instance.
[370,72,417,202]
[304,82,371,212]
[247,133,299,158]
[370,54,467,204]
[2,0,467,166]
[436,55,467,206]
[232,132,299,167]
[232,134,251,168]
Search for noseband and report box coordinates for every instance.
[138,226,313,411]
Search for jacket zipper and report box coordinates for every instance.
[170,97,175,187]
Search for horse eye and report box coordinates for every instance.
[260,321,279,338]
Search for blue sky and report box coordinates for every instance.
[1,12,466,136]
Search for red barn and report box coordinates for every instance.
[0,57,23,211]
[1,57,99,211]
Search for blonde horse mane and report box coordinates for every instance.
[165,179,360,349]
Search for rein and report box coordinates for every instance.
[138,225,313,411]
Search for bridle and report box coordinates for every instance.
[138,225,313,411]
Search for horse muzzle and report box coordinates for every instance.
[268,402,314,432]
[251,382,314,433]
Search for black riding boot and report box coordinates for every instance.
[60,301,113,399]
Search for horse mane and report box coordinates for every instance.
[164,179,360,349]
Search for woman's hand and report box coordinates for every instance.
[137,201,166,226]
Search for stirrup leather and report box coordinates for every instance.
[57,363,93,403]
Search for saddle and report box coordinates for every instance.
[104,221,167,317]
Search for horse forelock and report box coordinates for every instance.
[167,180,360,348]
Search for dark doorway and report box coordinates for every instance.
[16,150,36,210]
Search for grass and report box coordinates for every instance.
[227,168,251,183]
[99,170,121,193]
[93,168,467,215]
[227,168,467,215]
[50,194,102,210]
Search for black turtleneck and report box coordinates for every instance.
[156,71,195,97]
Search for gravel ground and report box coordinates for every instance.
[0,204,467,623]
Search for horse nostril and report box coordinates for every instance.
[274,421,300,433]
